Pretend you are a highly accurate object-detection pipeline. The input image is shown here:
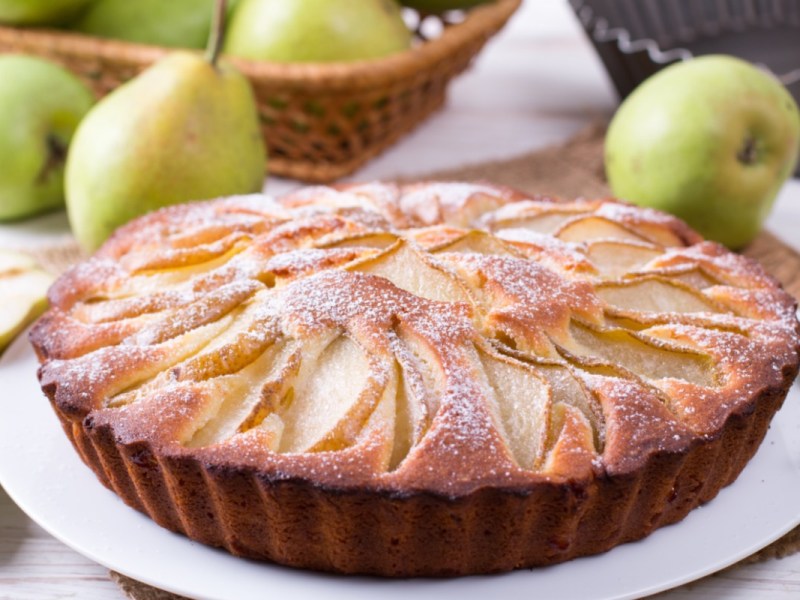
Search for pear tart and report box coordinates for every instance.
[32,182,799,576]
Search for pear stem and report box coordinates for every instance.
[206,0,227,68]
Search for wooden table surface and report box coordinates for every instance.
[1,1,799,598]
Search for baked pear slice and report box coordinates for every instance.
[595,276,730,315]
[349,239,474,305]
[585,240,662,278]
[556,216,650,244]
[0,249,53,353]
[429,229,522,257]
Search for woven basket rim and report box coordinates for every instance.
[0,0,521,91]
[0,0,521,181]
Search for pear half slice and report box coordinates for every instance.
[0,250,53,352]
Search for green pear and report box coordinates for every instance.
[0,249,53,353]
[224,0,411,63]
[0,0,93,26]
[605,55,800,249]
[399,0,490,11]
[0,55,94,221]
[66,4,267,252]
[73,0,220,49]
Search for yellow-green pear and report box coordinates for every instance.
[400,0,490,10]
[0,0,93,26]
[73,0,217,49]
[606,56,800,249]
[0,249,53,353]
[224,0,411,63]
[0,55,94,221]
[65,1,266,252]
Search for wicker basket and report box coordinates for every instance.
[0,0,520,182]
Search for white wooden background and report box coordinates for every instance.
[1,1,799,598]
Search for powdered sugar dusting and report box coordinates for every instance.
[33,182,800,493]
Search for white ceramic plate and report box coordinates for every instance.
[1,333,798,600]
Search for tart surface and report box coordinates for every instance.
[32,182,800,575]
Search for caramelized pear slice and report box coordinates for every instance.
[130,280,264,346]
[586,241,663,277]
[627,223,684,247]
[387,326,445,469]
[487,340,603,451]
[596,277,728,315]
[75,288,195,324]
[664,268,721,290]
[109,246,247,298]
[96,316,234,409]
[479,349,551,470]
[0,266,53,354]
[0,249,40,273]
[280,335,376,453]
[237,346,301,433]
[319,231,399,250]
[542,403,596,479]
[565,322,716,387]
[309,360,396,454]
[122,234,250,273]
[430,230,522,257]
[242,413,285,452]
[168,301,279,383]
[182,375,253,446]
[108,307,264,409]
[536,362,602,449]
[490,211,583,235]
[350,239,472,304]
[124,239,248,277]
[186,341,301,448]
[389,361,415,470]
[557,217,648,244]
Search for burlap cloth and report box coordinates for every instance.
[19,124,800,599]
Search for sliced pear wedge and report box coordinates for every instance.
[596,277,729,315]
[429,230,521,258]
[0,250,54,353]
[663,267,721,290]
[557,216,649,244]
[279,334,376,453]
[112,244,247,297]
[489,211,583,235]
[349,239,473,305]
[318,231,398,250]
[542,402,596,479]
[387,325,446,470]
[478,348,551,471]
[585,240,663,278]
[0,249,40,274]
[122,234,250,273]
[564,321,716,387]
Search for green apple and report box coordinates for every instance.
[73,0,219,49]
[0,250,53,353]
[0,0,93,26]
[0,55,95,221]
[224,0,411,63]
[605,55,800,249]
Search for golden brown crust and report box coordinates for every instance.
[31,181,800,575]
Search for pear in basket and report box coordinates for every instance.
[65,0,266,251]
